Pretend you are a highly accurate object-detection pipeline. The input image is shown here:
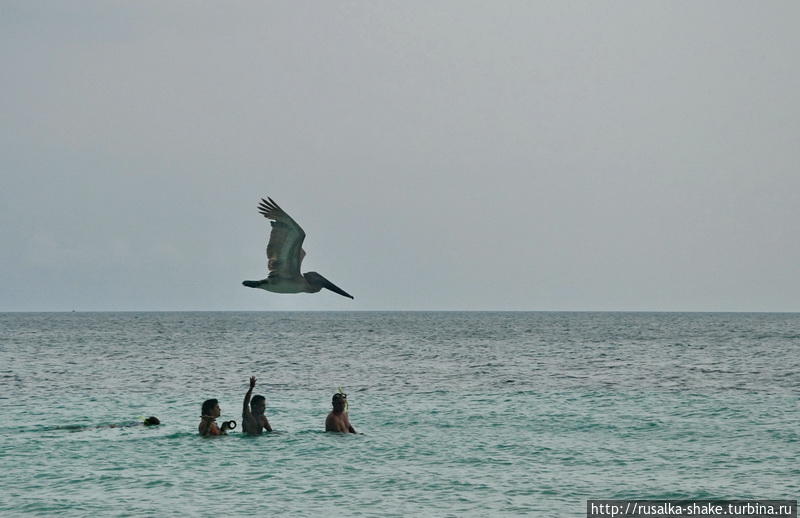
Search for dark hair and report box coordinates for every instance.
[143,416,160,426]
[251,395,265,406]
[201,399,218,416]
[332,393,347,410]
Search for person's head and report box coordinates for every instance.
[143,416,160,426]
[332,392,347,412]
[250,395,266,415]
[201,399,220,418]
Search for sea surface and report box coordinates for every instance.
[1,312,798,516]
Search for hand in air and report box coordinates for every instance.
[249,376,256,389]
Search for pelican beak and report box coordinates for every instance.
[323,279,354,299]
[242,280,261,288]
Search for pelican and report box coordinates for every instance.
[242,197,354,299]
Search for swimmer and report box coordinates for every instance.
[106,416,161,428]
[325,392,356,433]
[198,399,235,436]
[57,416,161,432]
[242,376,273,435]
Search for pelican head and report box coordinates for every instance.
[303,272,354,299]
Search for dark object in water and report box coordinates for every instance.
[222,420,237,430]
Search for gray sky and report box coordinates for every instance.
[1,1,798,312]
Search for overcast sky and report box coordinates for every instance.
[1,1,798,312]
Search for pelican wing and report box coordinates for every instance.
[258,197,307,278]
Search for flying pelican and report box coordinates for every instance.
[242,197,354,299]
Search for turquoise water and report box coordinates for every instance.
[1,312,798,516]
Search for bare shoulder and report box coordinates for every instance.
[325,412,340,432]
[199,420,212,436]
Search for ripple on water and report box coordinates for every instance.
[0,312,798,516]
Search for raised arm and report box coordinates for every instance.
[242,376,256,418]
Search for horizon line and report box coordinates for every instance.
[2,309,799,314]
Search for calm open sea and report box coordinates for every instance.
[1,312,798,516]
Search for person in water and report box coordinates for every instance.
[325,392,356,433]
[198,399,234,436]
[242,376,272,435]
[104,416,161,428]
[59,416,160,432]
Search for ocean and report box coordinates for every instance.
[1,312,798,516]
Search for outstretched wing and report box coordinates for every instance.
[258,197,307,278]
